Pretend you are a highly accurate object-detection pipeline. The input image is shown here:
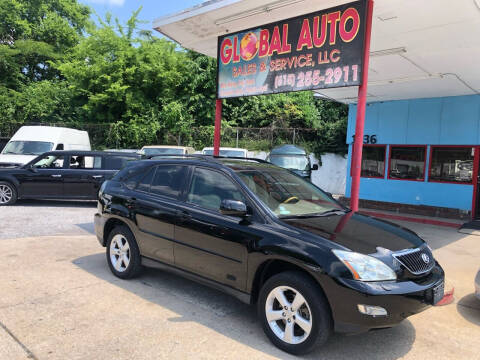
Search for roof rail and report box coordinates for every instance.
[208,155,271,164]
[143,154,217,163]
[142,154,271,165]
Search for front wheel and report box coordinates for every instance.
[0,181,17,205]
[258,271,332,355]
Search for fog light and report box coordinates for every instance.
[357,304,388,316]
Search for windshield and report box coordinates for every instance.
[144,148,184,156]
[2,141,53,155]
[235,167,343,217]
[269,155,309,171]
[204,149,246,157]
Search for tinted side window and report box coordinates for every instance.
[187,168,245,211]
[104,156,137,170]
[136,167,156,192]
[70,155,102,169]
[33,155,65,169]
[150,165,188,199]
[124,166,153,189]
[114,162,149,182]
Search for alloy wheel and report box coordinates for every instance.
[265,286,312,345]
[110,234,130,272]
[0,184,13,204]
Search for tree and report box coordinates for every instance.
[0,3,349,155]
[0,0,91,89]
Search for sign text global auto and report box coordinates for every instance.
[217,1,367,98]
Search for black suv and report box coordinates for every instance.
[0,150,140,205]
[95,157,445,355]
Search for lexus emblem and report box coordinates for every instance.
[421,253,430,264]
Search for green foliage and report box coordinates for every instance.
[105,116,161,149]
[0,0,91,89]
[0,3,348,156]
[224,91,320,128]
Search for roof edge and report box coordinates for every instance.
[153,0,241,29]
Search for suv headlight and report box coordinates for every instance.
[332,249,397,281]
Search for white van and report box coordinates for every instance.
[0,126,91,167]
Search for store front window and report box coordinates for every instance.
[429,147,474,184]
[389,146,426,181]
[361,145,386,178]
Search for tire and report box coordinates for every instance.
[0,181,17,206]
[106,225,143,279]
[257,271,332,355]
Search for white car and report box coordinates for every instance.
[0,126,91,167]
[201,147,248,158]
[140,145,195,157]
[475,269,480,300]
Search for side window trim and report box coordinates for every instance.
[178,165,194,203]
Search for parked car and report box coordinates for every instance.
[267,145,318,180]
[104,149,140,154]
[0,150,140,205]
[140,146,195,157]
[475,268,480,300]
[0,126,91,168]
[202,147,248,157]
[94,157,445,355]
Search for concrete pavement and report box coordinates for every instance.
[0,217,479,359]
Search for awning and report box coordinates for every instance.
[153,0,480,103]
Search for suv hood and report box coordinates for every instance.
[282,212,424,254]
[0,154,36,166]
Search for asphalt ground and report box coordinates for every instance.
[1,202,479,359]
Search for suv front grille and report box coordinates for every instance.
[392,247,434,275]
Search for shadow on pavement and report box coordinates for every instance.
[73,253,416,359]
[14,199,96,208]
[457,294,480,326]
[75,222,95,234]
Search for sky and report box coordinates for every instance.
[79,0,205,35]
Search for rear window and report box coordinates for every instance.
[150,165,188,198]
[136,167,156,192]
[104,155,139,170]
[113,162,150,183]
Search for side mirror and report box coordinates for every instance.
[312,164,319,171]
[220,199,248,217]
[27,165,38,173]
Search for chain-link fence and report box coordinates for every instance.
[0,122,337,154]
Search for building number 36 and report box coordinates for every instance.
[351,134,377,144]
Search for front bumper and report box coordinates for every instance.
[319,264,445,334]
[475,269,480,300]
[94,212,106,246]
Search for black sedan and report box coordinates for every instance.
[94,156,445,355]
[0,150,140,205]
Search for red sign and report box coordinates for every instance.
[217,1,367,98]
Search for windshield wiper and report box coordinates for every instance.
[279,209,347,219]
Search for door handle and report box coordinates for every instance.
[51,174,62,178]
[176,210,191,220]
[92,175,104,179]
